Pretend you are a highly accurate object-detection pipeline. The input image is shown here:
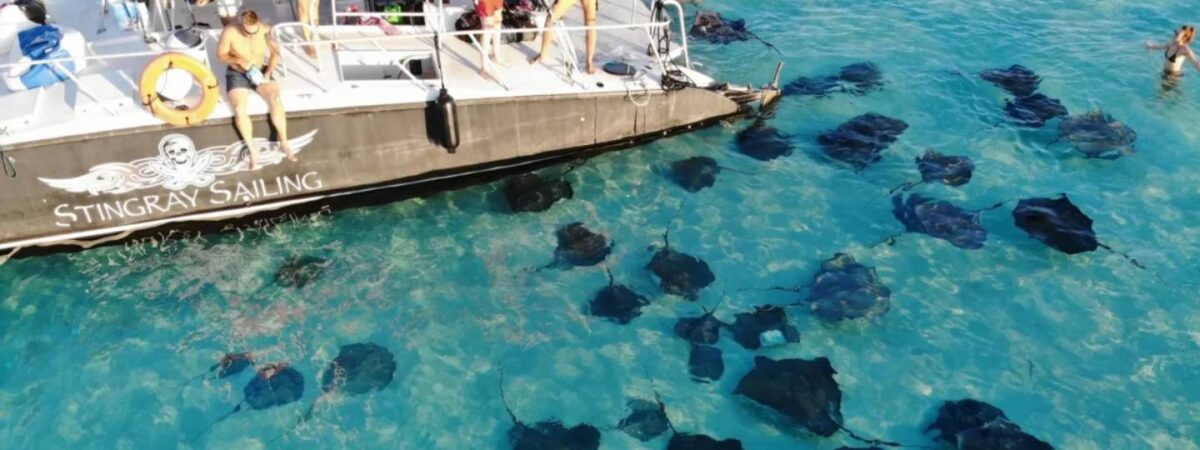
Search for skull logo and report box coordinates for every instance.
[157,134,198,169]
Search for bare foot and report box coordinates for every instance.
[303,45,318,59]
[491,56,508,68]
[281,144,298,162]
[528,54,544,65]
[586,63,597,75]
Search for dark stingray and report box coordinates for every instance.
[729,305,799,350]
[818,114,909,170]
[925,399,1054,450]
[194,363,305,439]
[617,398,672,441]
[890,194,995,250]
[891,150,975,193]
[550,222,612,268]
[499,371,601,450]
[668,433,744,450]
[803,253,891,321]
[182,352,255,386]
[319,343,396,395]
[588,269,649,325]
[674,301,727,345]
[735,119,795,161]
[274,255,329,288]
[783,75,841,97]
[668,157,755,193]
[735,357,899,447]
[503,173,574,213]
[979,65,1041,97]
[647,227,715,300]
[838,62,884,95]
[687,345,724,383]
[1004,93,1068,128]
[1012,195,1147,269]
[689,11,751,44]
[1056,110,1137,159]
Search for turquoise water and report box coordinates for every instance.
[4,0,1200,448]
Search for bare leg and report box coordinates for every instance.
[530,0,577,65]
[479,14,498,79]
[582,0,597,74]
[258,81,297,161]
[489,11,505,66]
[297,0,318,58]
[229,88,260,169]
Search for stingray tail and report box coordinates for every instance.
[1097,244,1166,283]
[187,403,243,443]
[497,366,519,424]
[870,232,905,248]
[888,180,920,195]
[745,30,783,56]
[603,264,616,286]
[837,423,904,448]
[640,365,678,436]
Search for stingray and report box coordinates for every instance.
[735,119,795,161]
[728,305,799,350]
[890,150,975,193]
[687,345,724,383]
[802,253,891,321]
[689,11,750,44]
[669,157,755,193]
[1004,93,1068,128]
[668,433,744,450]
[647,225,715,300]
[182,352,255,386]
[503,173,574,213]
[588,268,650,325]
[549,222,612,268]
[838,62,884,95]
[674,301,727,345]
[1055,110,1137,159]
[194,363,305,439]
[499,370,601,450]
[889,194,995,250]
[1012,195,1147,269]
[735,356,900,446]
[925,399,1054,450]
[979,65,1041,97]
[299,343,397,420]
[783,75,841,97]
[617,398,672,441]
[274,255,329,288]
[818,114,909,170]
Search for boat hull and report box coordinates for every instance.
[0,87,742,255]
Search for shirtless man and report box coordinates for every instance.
[217,10,296,170]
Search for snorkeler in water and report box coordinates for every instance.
[1145,25,1200,79]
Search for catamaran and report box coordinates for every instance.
[0,0,779,258]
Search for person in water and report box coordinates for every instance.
[529,0,598,74]
[217,10,297,170]
[476,0,506,80]
[1146,25,1200,77]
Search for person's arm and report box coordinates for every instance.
[1145,40,1167,50]
[264,26,281,77]
[217,29,251,70]
[1188,47,1200,72]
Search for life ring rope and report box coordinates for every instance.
[138,53,219,127]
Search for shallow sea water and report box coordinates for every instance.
[4,0,1200,449]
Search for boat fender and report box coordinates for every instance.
[436,87,460,153]
[139,52,219,127]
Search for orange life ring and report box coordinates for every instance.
[139,52,219,127]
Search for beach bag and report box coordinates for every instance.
[453,11,480,43]
[501,9,537,43]
[384,2,404,25]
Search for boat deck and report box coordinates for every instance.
[0,0,695,145]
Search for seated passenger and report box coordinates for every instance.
[217,10,296,169]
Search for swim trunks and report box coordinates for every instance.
[476,0,504,17]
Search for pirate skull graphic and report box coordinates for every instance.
[158,134,198,169]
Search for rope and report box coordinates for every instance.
[625,76,651,107]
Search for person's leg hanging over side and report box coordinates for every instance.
[228,88,260,169]
[258,80,297,161]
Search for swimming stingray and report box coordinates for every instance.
[1055,110,1138,159]
[503,172,575,213]
[688,11,780,54]
[818,114,909,171]
[546,222,612,269]
[979,65,1041,97]
[735,119,795,161]
[802,253,891,321]
[1004,93,1069,128]
[303,343,396,419]
[668,433,744,450]
[182,352,255,386]
[686,345,724,383]
[499,370,602,450]
[647,225,715,300]
[195,363,306,438]
[617,398,672,441]
[729,305,800,350]
[735,356,900,446]
[674,300,727,345]
[274,255,329,288]
[889,150,975,194]
[1012,195,1147,269]
[889,194,996,250]
[784,62,884,97]
[588,268,649,325]
[926,399,1054,450]
[668,157,755,193]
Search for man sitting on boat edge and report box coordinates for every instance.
[217,9,297,170]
